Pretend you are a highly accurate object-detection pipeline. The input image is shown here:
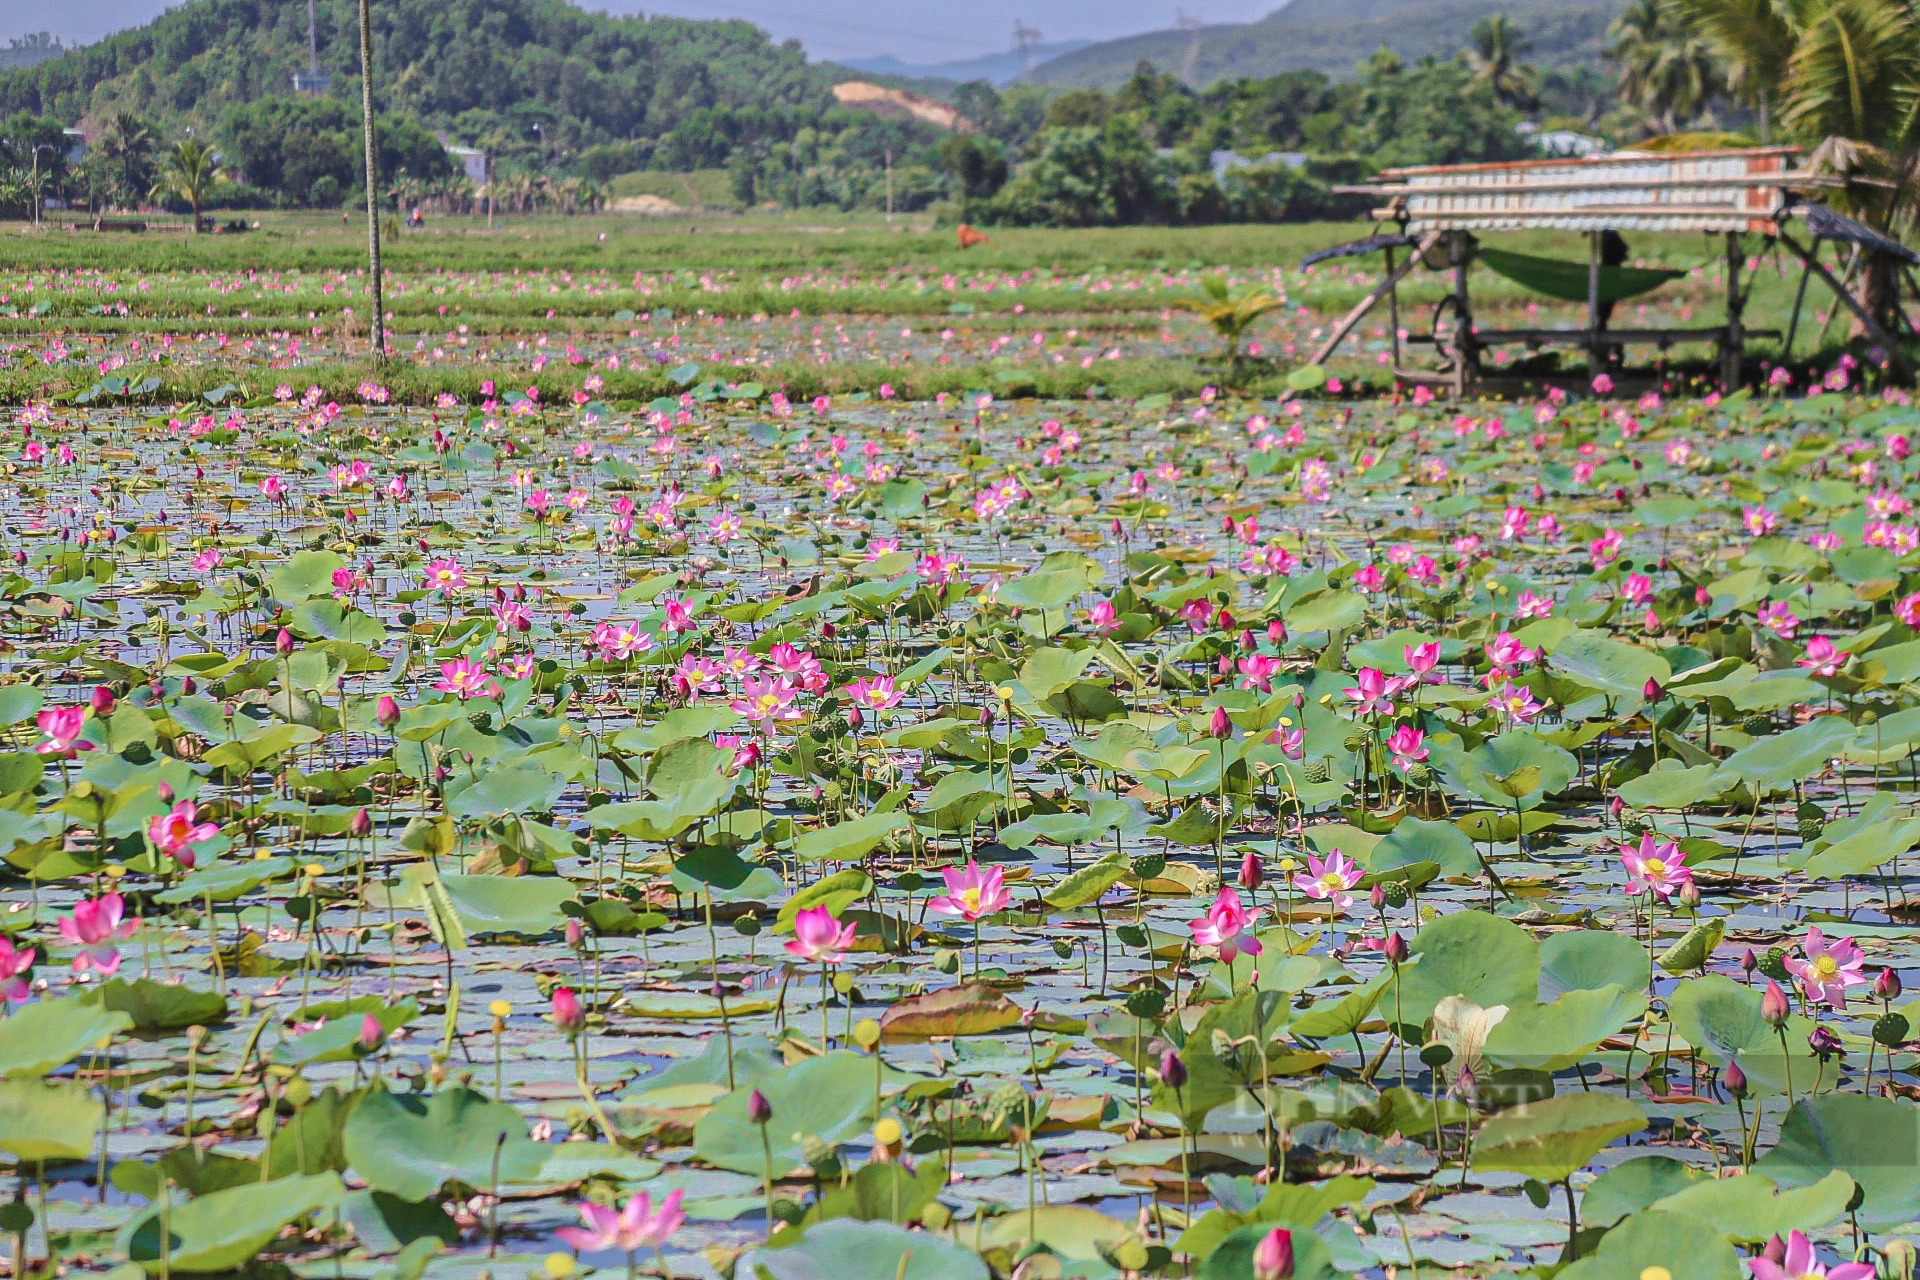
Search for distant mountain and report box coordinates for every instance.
[0,0,834,147]
[1025,0,1618,86]
[840,41,1091,88]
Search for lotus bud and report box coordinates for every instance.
[181,677,197,695]
[1877,969,1903,1002]
[1740,948,1758,976]
[1217,609,1234,633]
[1208,706,1232,740]
[276,627,294,656]
[1238,851,1263,892]
[1761,979,1791,1028]
[1240,629,1256,652]
[350,807,372,838]
[565,919,586,951]
[1808,1025,1842,1057]
[1158,1047,1187,1089]
[551,986,584,1034]
[376,695,401,728]
[1675,881,1701,911]
[847,705,864,732]
[357,1013,385,1052]
[1643,677,1662,701]
[1696,586,1712,606]
[1762,1236,1787,1266]
[1384,932,1410,965]
[1722,1058,1748,1098]
[748,1088,773,1124]
[1254,1226,1296,1280]
[90,685,114,716]
[156,781,174,804]
[1268,619,1287,644]
[1370,883,1386,911]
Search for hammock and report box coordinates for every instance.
[1478,247,1686,305]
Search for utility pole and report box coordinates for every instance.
[884,149,893,223]
[1175,8,1205,84]
[1012,21,1042,77]
[358,0,384,362]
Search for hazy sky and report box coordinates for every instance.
[4,0,1281,64]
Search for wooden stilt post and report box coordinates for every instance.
[1721,232,1744,392]
[1305,231,1443,368]
[1778,230,1914,384]
[1586,231,1603,377]
[1782,236,1818,359]
[1450,231,1475,398]
[1385,245,1402,370]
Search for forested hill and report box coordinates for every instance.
[0,0,837,154]
[1027,0,1618,86]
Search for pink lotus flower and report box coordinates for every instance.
[1343,668,1397,717]
[1237,653,1283,692]
[1622,833,1691,901]
[1757,601,1800,639]
[1784,927,1869,1010]
[1486,632,1537,668]
[660,596,696,635]
[35,706,92,758]
[592,620,653,662]
[557,1189,685,1257]
[1899,592,1920,627]
[1514,589,1555,619]
[1086,600,1121,632]
[1294,851,1363,912]
[731,675,802,724]
[58,892,137,975]
[0,938,34,1003]
[1386,725,1428,770]
[783,905,857,963]
[434,658,501,701]
[843,675,902,713]
[1265,725,1304,758]
[1796,635,1846,677]
[423,558,466,596]
[928,860,1009,922]
[1189,887,1263,963]
[148,800,218,870]
[1495,686,1546,724]
[1352,564,1385,594]
[1749,1230,1872,1280]
[1404,641,1441,678]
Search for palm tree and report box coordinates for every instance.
[1609,0,1725,134]
[148,139,225,232]
[1467,15,1540,110]
[1670,0,1919,325]
[1665,0,1797,139]
[100,112,157,207]
[1173,275,1288,369]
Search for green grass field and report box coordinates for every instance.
[0,209,1889,405]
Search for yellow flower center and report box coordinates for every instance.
[1813,955,1839,979]
[957,887,983,914]
[1644,858,1667,877]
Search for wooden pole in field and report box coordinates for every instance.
[358,0,385,363]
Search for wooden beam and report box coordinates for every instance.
[1306,230,1442,368]
[1778,230,1915,384]
[1336,173,1840,197]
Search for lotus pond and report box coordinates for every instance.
[3,367,1920,1280]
